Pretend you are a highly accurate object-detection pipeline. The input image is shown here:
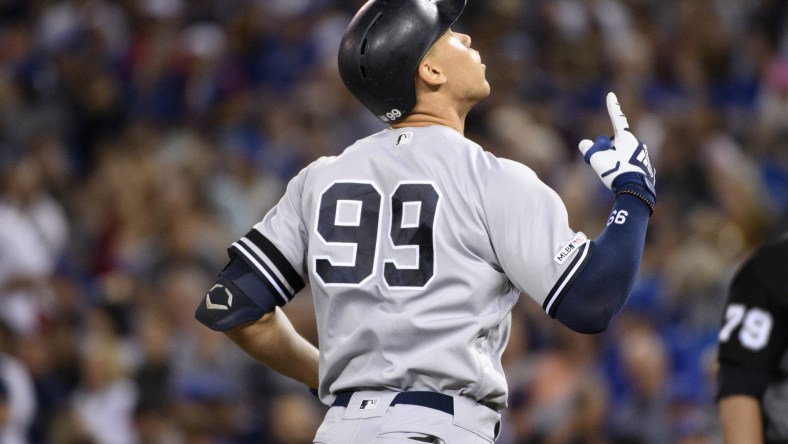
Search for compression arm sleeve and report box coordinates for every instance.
[551,190,650,333]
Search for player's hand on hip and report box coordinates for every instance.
[578,92,656,198]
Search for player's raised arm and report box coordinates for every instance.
[550,92,656,333]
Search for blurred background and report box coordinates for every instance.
[0,0,786,442]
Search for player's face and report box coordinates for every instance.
[428,29,490,103]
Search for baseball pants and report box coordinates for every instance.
[313,390,501,444]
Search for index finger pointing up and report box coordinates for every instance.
[606,92,630,135]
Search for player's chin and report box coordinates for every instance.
[480,67,490,88]
[468,89,491,109]
[466,76,491,103]
[477,79,491,99]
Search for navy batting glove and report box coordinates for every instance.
[578,92,656,213]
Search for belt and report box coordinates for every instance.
[331,391,454,415]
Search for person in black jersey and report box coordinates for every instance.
[717,235,788,443]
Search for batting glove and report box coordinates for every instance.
[579,92,656,213]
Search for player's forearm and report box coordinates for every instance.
[553,192,650,333]
[719,395,763,444]
[559,94,655,333]
[224,307,320,388]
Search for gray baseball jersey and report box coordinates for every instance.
[233,125,590,410]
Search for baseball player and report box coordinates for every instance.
[717,235,788,444]
[195,0,656,442]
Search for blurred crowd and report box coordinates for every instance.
[0,0,786,443]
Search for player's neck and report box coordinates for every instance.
[392,105,468,135]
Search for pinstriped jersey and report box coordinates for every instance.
[232,125,591,410]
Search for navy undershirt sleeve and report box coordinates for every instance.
[553,192,651,333]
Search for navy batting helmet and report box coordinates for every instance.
[338,0,467,123]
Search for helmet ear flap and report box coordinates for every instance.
[338,0,466,123]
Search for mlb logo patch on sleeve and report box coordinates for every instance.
[554,233,588,264]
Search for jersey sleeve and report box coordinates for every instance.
[481,157,590,310]
[717,245,788,377]
[196,167,310,331]
[231,168,311,304]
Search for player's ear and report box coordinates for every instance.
[416,57,447,87]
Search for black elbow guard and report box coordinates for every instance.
[195,255,281,331]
